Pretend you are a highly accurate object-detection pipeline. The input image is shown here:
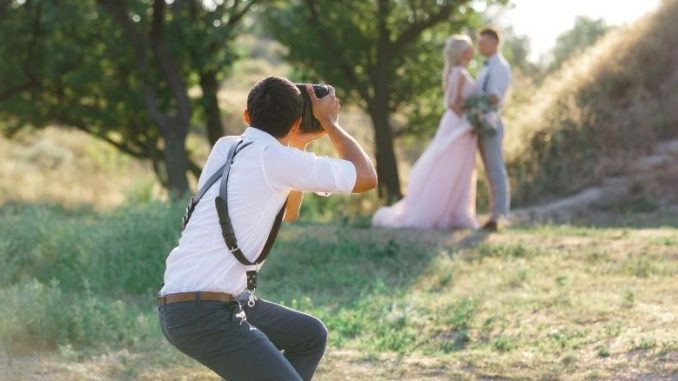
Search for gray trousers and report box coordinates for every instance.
[158,294,327,381]
[479,121,510,220]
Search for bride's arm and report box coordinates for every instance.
[449,72,466,117]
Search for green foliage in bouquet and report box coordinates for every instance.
[464,94,498,137]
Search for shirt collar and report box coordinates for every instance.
[486,53,501,66]
[242,126,282,146]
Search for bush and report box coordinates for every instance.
[0,279,154,349]
[0,201,183,295]
[507,0,678,204]
[0,202,178,349]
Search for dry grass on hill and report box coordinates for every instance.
[0,128,157,209]
[505,0,678,205]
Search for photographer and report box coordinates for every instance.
[157,76,377,381]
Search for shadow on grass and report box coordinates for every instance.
[0,201,494,354]
[261,225,490,305]
[258,225,491,353]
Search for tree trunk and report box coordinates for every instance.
[369,92,402,203]
[369,40,402,203]
[162,122,189,199]
[200,70,225,146]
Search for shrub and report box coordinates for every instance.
[0,279,154,349]
[0,201,183,295]
[507,0,678,204]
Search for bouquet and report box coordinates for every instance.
[463,94,499,137]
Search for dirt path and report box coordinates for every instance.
[1,347,471,381]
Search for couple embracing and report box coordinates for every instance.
[373,28,511,232]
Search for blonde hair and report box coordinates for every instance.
[442,34,472,89]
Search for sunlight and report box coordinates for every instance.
[502,0,662,60]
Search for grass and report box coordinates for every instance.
[0,5,677,378]
[1,202,677,380]
[0,128,162,209]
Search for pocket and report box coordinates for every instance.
[162,301,235,332]
[158,307,170,341]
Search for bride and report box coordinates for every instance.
[373,35,479,230]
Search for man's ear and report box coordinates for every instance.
[243,110,251,125]
[290,116,302,134]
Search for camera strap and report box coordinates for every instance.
[181,138,287,307]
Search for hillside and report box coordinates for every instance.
[506,0,678,206]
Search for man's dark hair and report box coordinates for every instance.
[246,76,304,138]
[478,27,502,43]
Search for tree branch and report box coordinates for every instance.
[303,0,372,104]
[151,155,168,188]
[0,80,37,101]
[392,4,455,52]
[226,0,256,29]
[97,0,167,131]
[150,0,191,131]
[187,158,202,179]
[0,0,11,20]
[65,118,173,188]
[62,119,147,159]
[2,1,46,101]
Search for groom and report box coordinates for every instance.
[476,28,512,231]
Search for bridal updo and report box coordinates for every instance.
[442,34,472,89]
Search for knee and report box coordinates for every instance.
[487,166,508,183]
[307,316,328,349]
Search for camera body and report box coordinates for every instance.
[295,83,330,133]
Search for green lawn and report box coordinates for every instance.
[1,203,676,380]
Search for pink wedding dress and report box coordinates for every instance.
[373,66,478,230]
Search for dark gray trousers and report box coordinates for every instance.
[158,294,327,381]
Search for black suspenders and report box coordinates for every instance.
[181,138,287,307]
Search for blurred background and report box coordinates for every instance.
[1,1,676,380]
[2,0,675,218]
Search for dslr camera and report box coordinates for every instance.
[296,83,330,133]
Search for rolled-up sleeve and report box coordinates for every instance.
[262,145,357,195]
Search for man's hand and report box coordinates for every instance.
[451,102,464,117]
[305,84,377,193]
[487,94,499,106]
[306,84,341,126]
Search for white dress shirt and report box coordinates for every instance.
[160,127,357,296]
[476,53,512,108]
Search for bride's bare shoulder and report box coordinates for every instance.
[460,67,474,81]
[449,65,467,78]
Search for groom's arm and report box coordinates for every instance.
[487,64,511,106]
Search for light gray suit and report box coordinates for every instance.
[475,53,511,220]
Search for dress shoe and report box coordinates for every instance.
[482,220,498,232]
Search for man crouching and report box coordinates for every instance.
[157,76,377,380]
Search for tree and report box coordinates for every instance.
[549,16,611,72]
[0,0,255,197]
[500,26,539,76]
[178,0,255,146]
[264,0,502,202]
